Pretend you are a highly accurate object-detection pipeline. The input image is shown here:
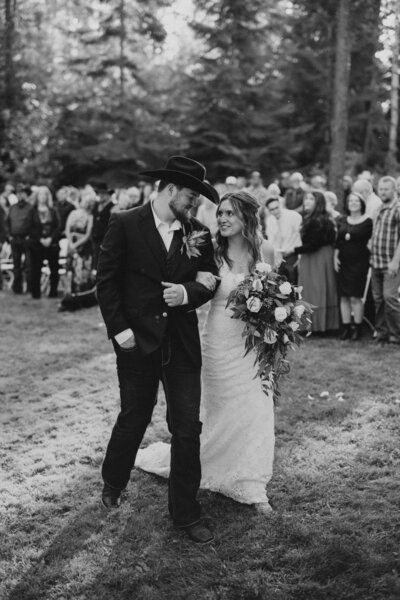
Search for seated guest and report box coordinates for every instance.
[334,192,373,340]
[264,197,302,283]
[289,190,339,332]
[6,184,35,294]
[30,188,61,299]
[284,172,306,212]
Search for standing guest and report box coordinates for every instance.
[396,176,400,199]
[6,184,35,294]
[126,186,141,208]
[0,182,18,210]
[91,181,114,270]
[370,176,400,344]
[358,170,374,185]
[342,175,353,204]
[245,171,269,208]
[265,183,285,207]
[196,196,218,237]
[264,197,302,284]
[112,189,137,213]
[334,192,373,340]
[0,203,7,290]
[284,172,306,212]
[55,187,75,234]
[325,191,341,221]
[59,196,95,311]
[140,182,153,205]
[310,174,327,190]
[30,189,61,299]
[279,172,291,197]
[31,186,54,208]
[225,176,238,194]
[236,176,247,190]
[289,190,339,332]
[352,179,381,220]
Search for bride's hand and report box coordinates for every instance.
[196,271,219,291]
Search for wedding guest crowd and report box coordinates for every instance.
[1,165,400,344]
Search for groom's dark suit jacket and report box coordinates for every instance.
[96,202,218,368]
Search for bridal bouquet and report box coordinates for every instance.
[226,262,313,401]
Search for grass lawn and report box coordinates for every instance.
[1,291,400,600]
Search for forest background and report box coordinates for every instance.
[0,0,399,196]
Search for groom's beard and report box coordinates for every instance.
[169,199,191,223]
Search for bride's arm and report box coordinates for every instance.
[195,271,220,290]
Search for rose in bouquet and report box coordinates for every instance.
[226,262,313,401]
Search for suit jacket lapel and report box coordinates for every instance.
[138,203,167,273]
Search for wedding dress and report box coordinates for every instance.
[135,260,275,505]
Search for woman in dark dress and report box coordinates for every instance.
[334,192,373,340]
[290,190,339,332]
[30,188,61,299]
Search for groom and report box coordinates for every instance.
[96,156,219,544]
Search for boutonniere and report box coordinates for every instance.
[180,226,208,259]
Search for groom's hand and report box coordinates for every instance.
[162,282,185,307]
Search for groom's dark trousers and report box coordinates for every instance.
[103,335,202,527]
[96,203,217,528]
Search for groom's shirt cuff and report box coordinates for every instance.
[115,328,134,345]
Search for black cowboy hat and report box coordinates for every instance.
[140,156,218,204]
[89,180,113,194]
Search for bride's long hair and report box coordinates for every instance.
[215,190,262,272]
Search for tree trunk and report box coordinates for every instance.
[386,0,400,172]
[4,0,15,109]
[363,0,382,159]
[119,0,125,103]
[328,0,351,201]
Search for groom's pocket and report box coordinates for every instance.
[118,344,138,354]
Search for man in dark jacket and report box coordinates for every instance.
[7,184,35,294]
[97,156,219,544]
[91,181,114,269]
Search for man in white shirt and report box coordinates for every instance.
[264,197,302,283]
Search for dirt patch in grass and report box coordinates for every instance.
[1,292,400,599]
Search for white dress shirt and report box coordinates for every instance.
[114,203,188,346]
[265,208,302,261]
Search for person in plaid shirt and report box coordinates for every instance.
[370,176,400,344]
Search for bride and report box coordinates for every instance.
[136,190,276,513]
